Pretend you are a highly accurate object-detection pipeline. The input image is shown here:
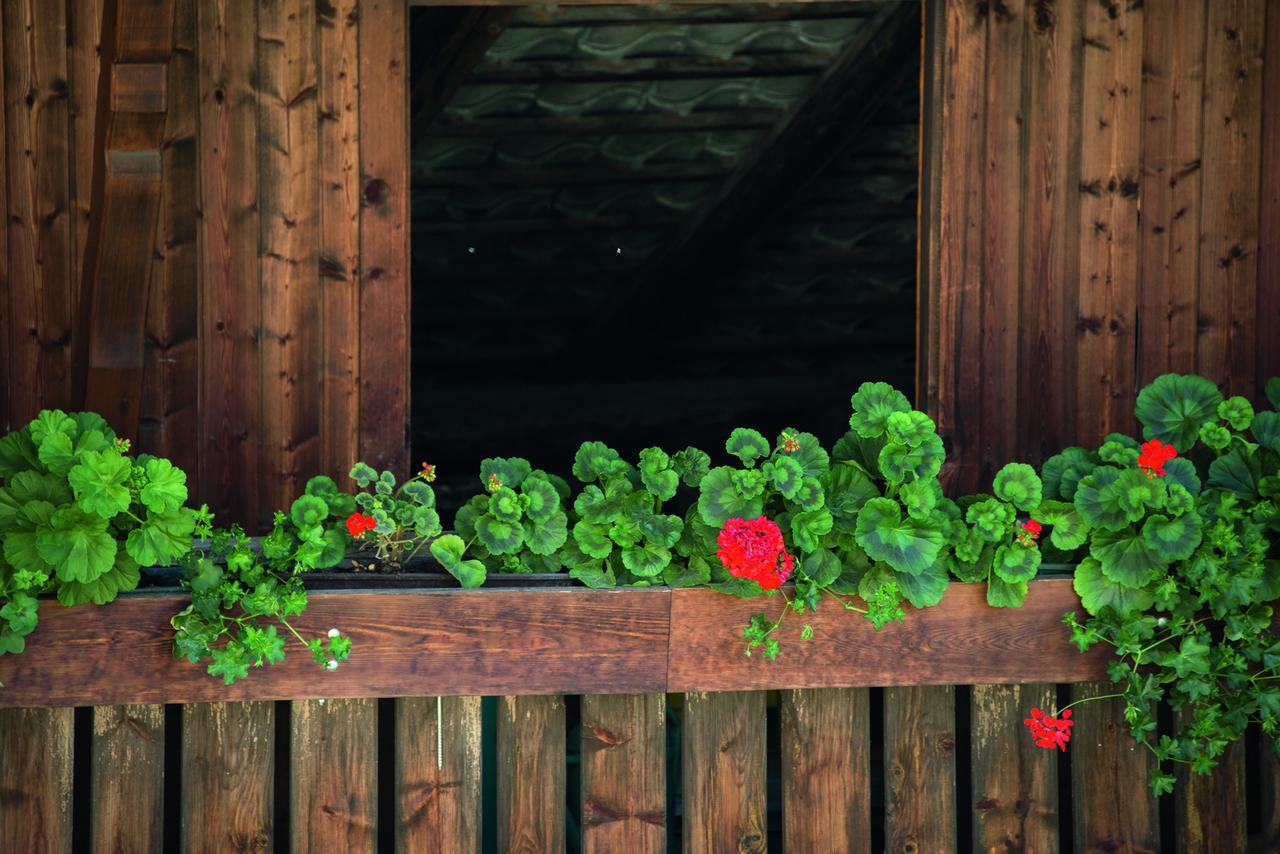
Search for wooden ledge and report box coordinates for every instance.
[0,580,1110,708]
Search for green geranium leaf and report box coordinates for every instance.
[709,576,763,599]
[488,486,523,523]
[574,485,619,525]
[822,463,879,522]
[573,441,623,484]
[1135,373,1223,450]
[519,476,560,522]
[855,498,944,576]
[570,563,617,589]
[671,447,711,487]
[1199,422,1232,451]
[0,429,42,478]
[37,507,116,583]
[698,466,763,527]
[664,556,712,588]
[885,410,936,448]
[29,409,76,450]
[993,544,1042,584]
[1252,411,1280,452]
[449,558,486,588]
[524,512,568,556]
[638,446,670,475]
[0,472,71,531]
[763,456,804,499]
[1142,512,1203,561]
[966,498,1014,541]
[289,494,328,529]
[801,548,842,587]
[792,508,834,554]
[900,479,941,520]
[1163,483,1195,516]
[125,509,196,567]
[1041,447,1097,500]
[480,456,531,491]
[412,505,442,539]
[57,551,140,606]
[850,382,911,439]
[878,434,944,485]
[1048,508,1088,551]
[1099,441,1139,467]
[429,533,467,569]
[783,430,830,479]
[1207,449,1260,498]
[573,520,614,559]
[305,475,338,497]
[1218,396,1254,431]
[1162,457,1201,496]
[894,560,948,607]
[622,542,671,577]
[1090,527,1165,587]
[793,477,825,512]
[725,428,770,467]
[993,463,1042,512]
[986,575,1028,608]
[1268,378,1280,410]
[640,513,683,549]
[474,514,523,555]
[349,462,377,488]
[1074,468,1130,531]
[641,468,679,502]
[67,450,132,518]
[1112,468,1165,520]
[140,458,188,514]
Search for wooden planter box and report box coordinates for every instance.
[0,579,1111,708]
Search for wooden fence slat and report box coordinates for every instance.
[0,707,72,853]
[291,698,378,852]
[90,704,165,852]
[0,0,8,428]
[1257,741,1280,854]
[497,694,566,854]
[70,0,103,308]
[181,701,274,853]
[681,691,766,854]
[395,696,482,854]
[780,687,870,852]
[1069,683,1158,854]
[1175,731,1247,853]
[1259,0,1280,394]
[970,684,1058,853]
[581,693,666,854]
[884,685,956,854]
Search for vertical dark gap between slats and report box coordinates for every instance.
[1157,700,1176,850]
[1055,684,1075,853]
[274,700,292,854]
[565,693,581,853]
[766,691,781,852]
[953,685,972,849]
[164,703,183,852]
[481,695,497,854]
[71,706,93,852]
[869,686,885,853]
[377,698,396,854]
[667,696,682,853]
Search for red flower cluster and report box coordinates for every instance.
[717,517,794,590]
[778,431,801,454]
[1015,518,1042,548]
[486,473,503,493]
[1138,439,1177,478]
[346,512,376,538]
[1024,707,1073,751]
[419,462,437,483]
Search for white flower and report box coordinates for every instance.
[1156,617,1168,627]
[328,628,341,639]
[326,659,339,671]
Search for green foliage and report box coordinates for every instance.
[1135,373,1223,450]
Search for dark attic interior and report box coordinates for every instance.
[410,1,922,510]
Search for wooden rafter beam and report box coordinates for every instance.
[409,7,513,145]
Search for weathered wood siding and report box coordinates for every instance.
[922,0,1278,492]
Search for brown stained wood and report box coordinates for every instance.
[497,694,566,854]
[395,696,481,854]
[317,0,361,490]
[1257,742,1280,854]
[111,62,167,112]
[884,685,956,854]
[978,0,1024,484]
[912,0,944,408]
[0,0,8,429]
[357,0,410,477]
[0,707,72,853]
[1175,718,1247,854]
[70,0,104,312]
[3,0,76,421]
[292,698,378,852]
[1260,2,1280,393]
[930,0,986,494]
[969,684,1058,853]
[181,701,274,854]
[0,587,671,707]
[1075,0,1143,445]
[780,687,870,852]
[117,0,172,60]
[90,704,165,852]
[1137,0,1206,385]
[197,0,261,525]
[681,691,766,854]
[1018,0,1081,464]
[1197,0,1265,396]
[668,580,1110,692]
[1068,683,1158,854]
[580,693,666,854]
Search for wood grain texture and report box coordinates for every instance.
[91,704,165,853]
[395,695,481,854]
[1259,0,1280,393]
[1256,741,1280,854]
[580,693,666,854]
[180,701,274,854]
[970,684,1058,853]
[196,0,260,525]
[884,685,956,854]
[681,691,766,854]
[915,0,946,407]
[668,580,1110,692]
[292,698,377,852]
[69,0,103,310]
[0,707,72,853]
[497,694,566,854]
[1068,683,1158,854]
[0,0,8,430]
[1075,0,1143,444]
[1174,723,1247,854]
[780,687,870,853]
[356,0,410,477]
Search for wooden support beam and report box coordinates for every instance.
[409,7,512,145]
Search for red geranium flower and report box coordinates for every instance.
[345,512,377,538]
[717,517,794,590]
[419,462,437,483]
[1022,519,1042,538]
[1137,439,1177,478]
[1023,707,1073,751]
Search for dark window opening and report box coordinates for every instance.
[410,1,922,514]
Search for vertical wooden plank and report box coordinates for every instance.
[181,701,274,853]
[196,0,260,524]
[497,694,566,854]
[930,0,986,495]
[3,0,75,420]
[258,0,321,517]
[916,0,946,409]
[979,0,1024,484]
[884,685,956,854]
[317,0,361,487]
[581,693,666,854]
[1259,0,1280,392]
[780,687,870,852]
[1138,0,1206,385]
[1075,0,1144,443]
[395,696,482,854]
[291,698,378,852]
[357,0,410,476]
[0,0,9,429]
[681,691,766,854]
[1175,722,1247,853]
[970,684,1058,853]
[1069,684,1159,854]
[1257,743,1280,854]
[1197,0,1265,396]
[90,704,164,852]
[1018,0,1081,461]
[70,0,103,307]
[0,707,72,853]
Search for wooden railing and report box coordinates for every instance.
[0,580,1274,851]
